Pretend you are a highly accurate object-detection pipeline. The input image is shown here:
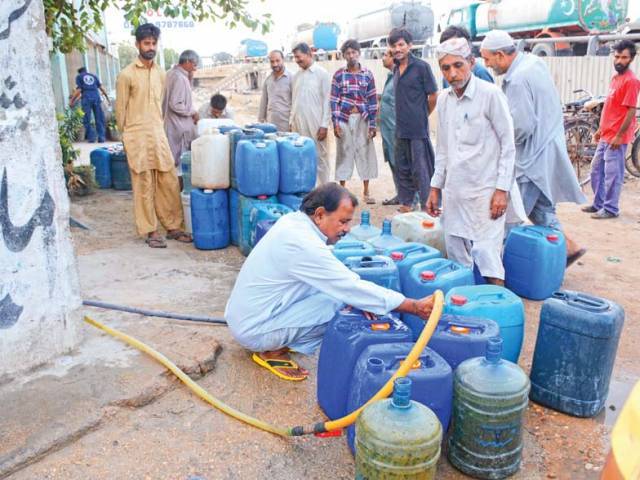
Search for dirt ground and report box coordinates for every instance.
[6,89,640,479]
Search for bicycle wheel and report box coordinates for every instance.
[565,119,597,187]
[627,133,640,178]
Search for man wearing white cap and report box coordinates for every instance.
[426,38,524,284]
[480,30,587,267]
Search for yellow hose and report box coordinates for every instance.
[83,290,444,438]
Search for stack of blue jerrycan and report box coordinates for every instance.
[355,378,442,479]
[342,255,401,292]
[448,337,530,479]
[234,139,279,197]
[402,258,474,340]
[347,210,380,242]
[445,285,525,363]
[428,314,500,370]
[369,219,403,255]
[228,128,264,189]
[89,147,111,188]
[529,290,624,417]
[332,239,375,263]
[503,225,567,300]
[276,135,316,195]
[190,188,230,250]
[248,202,292,248]
[346,343,453,454]
[317,308,412,420]
[277,192,306,211]
[237,193,276,255]
[384,242,442,291]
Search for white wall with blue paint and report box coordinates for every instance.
[0,0,80,377]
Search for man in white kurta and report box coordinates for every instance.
[225,184,435,381]
[426,38,524,284]
[290,43,332,185]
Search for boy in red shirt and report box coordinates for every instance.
[584,40,640,219]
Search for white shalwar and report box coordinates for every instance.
[431,75,525,280]
[291,63,332,185]
[224,211,405,354]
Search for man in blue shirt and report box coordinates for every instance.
[439,26,494,88]
[390,28,438,213]
[70,67,109,143]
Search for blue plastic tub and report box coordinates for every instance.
[343,255,401,292]
[190,188,230,250]
[317,308,412,420]
[529,290,624,417]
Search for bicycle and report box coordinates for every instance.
[624,123,640,178]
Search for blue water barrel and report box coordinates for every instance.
[313,22,340,51]
[180,151,192,193]
[403,258,475,340]
[503,225,566,300]
[529,291,624,417]
[110,149,132,191]
[249,203,292,248]
[190,189,229,250]
[346,343,453,454]
[343,255,401,292]
[246,122,277,134]
[254,219,276,245]
[235,139,279,197]
[445,285,525,363]
[277,136,317,194]
[427,314,500,370]
[228,128,264,189]
[237,193,277,256]
[333,239,376,263]
[277,192,306,211]
[317,308,412,420]
[90,148,111,188]
[385,242,442,292]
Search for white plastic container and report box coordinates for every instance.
[191,128,230,189]
[196,118,236,137]
[181,192,192,234]
[391,212,446,255]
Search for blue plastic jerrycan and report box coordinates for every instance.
[346,344,453,454]
[503,225,566,300]
[370,219,404,255]
[190,189,230,250]
[90,147,111,188]
[110,148,132,191]
[228,188,240,246]
[349,210,381,242]
[180,151,192,194]
[249,203,292,248]
[254,219,276,245]
[235,139,279,197]
[317,308,412,420]
[529,290,624,417]
[403,259,475,340]
[343,255,401,292]
[277,136,317,194]
[385,242,442,292]
[228,128,264,189]
[448,337,530,479]
[427,314,500,370]
[245,122,277,134]
[237,193,277,256]
[277,192,306,211]
[445,285,525,363]
[332,239,376,263]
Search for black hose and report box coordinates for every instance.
[82,300,227,325]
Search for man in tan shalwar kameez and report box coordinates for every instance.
[116,23,191,248]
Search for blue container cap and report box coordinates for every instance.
[367,357,385,374]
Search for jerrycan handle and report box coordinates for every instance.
[359,256,387,268]
[475,292,506,302]
[404,245,427,256]
[553,291,608,312]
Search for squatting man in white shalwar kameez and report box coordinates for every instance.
[225,184,436,381]
[426,38,526,284]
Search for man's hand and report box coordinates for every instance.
[334,124,342,139]
[594,129,601,143]
[396,295,435,322]
[368,128,376,140]
[426,188,441,217]
[192,111,200,124]
[611,133,623,149]
[490,189,508,219]
[317,127,328,141]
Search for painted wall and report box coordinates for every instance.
[0,0,81,377]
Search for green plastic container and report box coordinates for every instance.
[448,337,530,479]
[355,377,442,479]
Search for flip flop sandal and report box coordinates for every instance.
[363,195,376,205]
[382,197,400,206]
[167,231,193,243]
[145,236,167,248]
[251,353,308,382]
[566,248,587,268]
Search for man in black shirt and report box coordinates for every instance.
[389,28,438,212]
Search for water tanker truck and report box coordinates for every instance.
[237,39,268,62]
[443,0,629,56]
[291,22,341,51]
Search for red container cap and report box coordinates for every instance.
[547,234,559,242]
[422,220,435,228]
[390,251,405,261]
[420,271,436,281]
[450,294,467,306]
[257,195,267,200]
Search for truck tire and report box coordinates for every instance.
[532,43,555,57]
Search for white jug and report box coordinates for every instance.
[391,211,446,255]
[191,128,230,189]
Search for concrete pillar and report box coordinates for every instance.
[0,0,81,377]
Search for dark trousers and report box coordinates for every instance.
[81,96,105,142]
[395,137,434,207]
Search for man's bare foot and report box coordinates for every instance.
[397,205,412,213]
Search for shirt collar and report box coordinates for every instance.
[504,52,524,83]
[271,69,292,80]
[297,211,328,243]
[135,57,156,69]
[448,73,477,100]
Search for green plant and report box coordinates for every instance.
[57,107,92,195]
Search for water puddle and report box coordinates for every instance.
[595,377,637,427]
